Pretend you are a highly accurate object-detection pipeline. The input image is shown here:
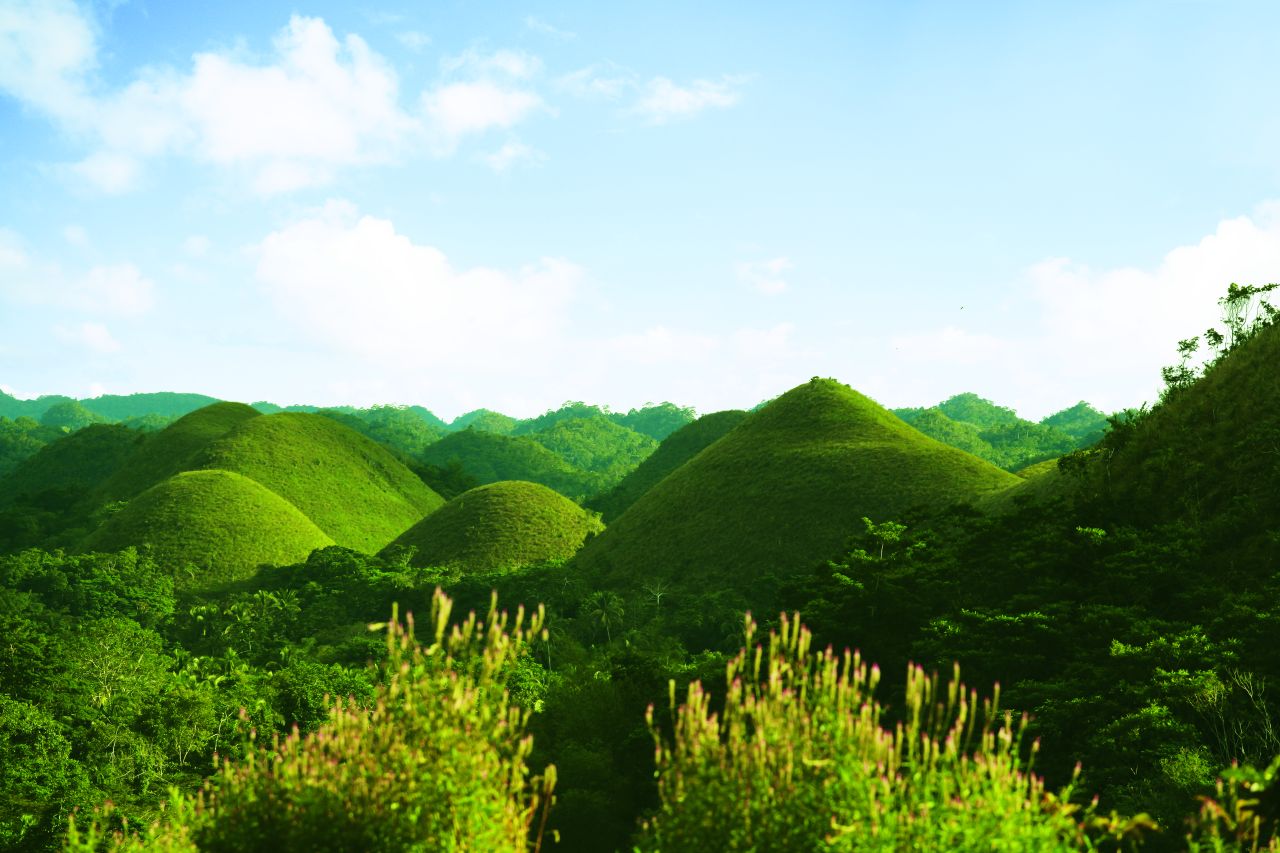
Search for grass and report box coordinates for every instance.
[193,412,444,553]
[0,424,140,507]
[587,410,747,522]
[418,429,606,501]
[79,469,333,590]
[573,378,1019,594]
[384,480,604,573]
[97,402,261,501]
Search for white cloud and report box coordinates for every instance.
[54,321,120,353]
[632,75,746,124]
[396,31,431,52]
[737,256,792,294]
[441,48,542,80]
[62,223,88,247]
[524,17,575,41]
[872,203,1280,418]
[0,0,95,120]
[557,65,633,100]
[0,232,154,317]
[70,150,141,192]
[182,235,211,257]
[480,140,545,173]
[422,81,543,150]
[254,201,581,367]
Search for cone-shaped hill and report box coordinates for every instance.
[587,410,748,522]
[98,402,261,501]
[0,423,140,507]
[382,480,604,573]
[572,378,1020,592]
[192,413,444,553]
[80,469,333,590]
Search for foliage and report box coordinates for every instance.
[639,611,1141,851]
[450,408,519,434]
[526,415,657,485]
[65,593,557,853]
[0,424,139,509]
[419,428,607,501]
[384,480,604,573]
[80,470,334,590]
[608,402,697,441]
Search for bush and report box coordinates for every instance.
[638,612,1142,851]
[67,590,556,852]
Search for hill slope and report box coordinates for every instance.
[527,416,656,480]
[383,480,604,572]
[573,378,1019,593]
[193,413,444,553]
[587,410,748,522]
[418,429,604,500]
[80,469,334,590]
[98,402,262,501]
[0,424,140,507]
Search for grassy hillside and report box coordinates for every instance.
[0,424,140,507]
[80,469,333,590]
[587,410,748,522]
[78,392,220,421]
[573,378,1019,595]
[193,413,444,553]
[449,409,518,434]
[98,402,262,501]
[527,416,656,481]
[383,480,604,572]
[418,429,605,501]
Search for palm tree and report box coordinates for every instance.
[583,591,625,644]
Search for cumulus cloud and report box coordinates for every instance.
[480,140,545,173]
[0,233,154,316]
[871,204,1280,417]
[737,257,792,294]
[632,75,746,124]
[0,0,95,120]
[422,82,543,149]
[254,201,580,368]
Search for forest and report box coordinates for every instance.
[2,282,1279,851]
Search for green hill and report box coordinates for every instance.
[98,402,262,501]
[526,416,656,482]
[608,402,697,441]
[1040,401,1108,445]
[513,402,608,435]
[383,480,604,573]
[935,392,1021,428]
[418,429,605,501]
[80,469,333,590]
[894,395,1085,470]
[193,413,444,553]
[588,410,748,522]
[573,378,1019,594]
[449,409,517,434]
[0,424,140,507]
[78,392,220,421]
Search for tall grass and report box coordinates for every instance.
[66,591,556,852]
[639,611,1143,851]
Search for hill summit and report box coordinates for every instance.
[383,480,604,573]
[573,378,1019,593]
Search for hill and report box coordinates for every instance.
[573,378,1019,596]
[450,409,518,434]
[0,424,140,507]
[526,416,657,484]
[98,402,262,501]
[418,429,605,501]
[383,480,604,573]
[80,469,333,590]
[193,413,444,553]
[1039,401,1108,444]
[78,392,220,421]
[587,410,748,522]
[607,402,697,441]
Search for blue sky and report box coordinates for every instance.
[2,0,1279,419]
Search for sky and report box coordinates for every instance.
[2,0,1279,420]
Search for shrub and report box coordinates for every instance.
[639,612,1142,851]
[67,590,556,852]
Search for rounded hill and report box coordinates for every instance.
[573,378,1020,593]
[193,413,445,553]
[80,469,333,590]
[418,429,604,501]
[383,480,604,573]
[98,402,261,501]
[0,423,140,507]
[588,410,748,522]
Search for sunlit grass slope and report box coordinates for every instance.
[80,469,333,589]
[98,402,261,501]
[573,378,1020,590]
[418,429,604,501]
[587,410,748,522]
[0,424,139,506]
[193,413,444,553]
[383,480,604,573]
